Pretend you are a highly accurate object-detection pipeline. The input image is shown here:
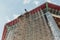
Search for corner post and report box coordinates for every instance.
[46,2,48,12]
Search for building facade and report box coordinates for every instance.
[2,2,60,40]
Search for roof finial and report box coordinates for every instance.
[25,9,28,12]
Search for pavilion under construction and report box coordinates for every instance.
[2,2,60,40]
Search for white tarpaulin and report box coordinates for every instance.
[45,12,60,40]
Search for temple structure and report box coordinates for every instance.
[2,2,60,40]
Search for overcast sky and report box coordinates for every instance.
[0,0,60,40]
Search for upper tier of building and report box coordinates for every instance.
[5,2,60,26]
[2,2,60,40]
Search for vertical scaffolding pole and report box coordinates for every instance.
[46,2,48,12]
[40,9,48,27]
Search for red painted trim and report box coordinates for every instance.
[29,3,46,14]
[48,3,60,10]
[2,26,7,40]
[6,18,19,26]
